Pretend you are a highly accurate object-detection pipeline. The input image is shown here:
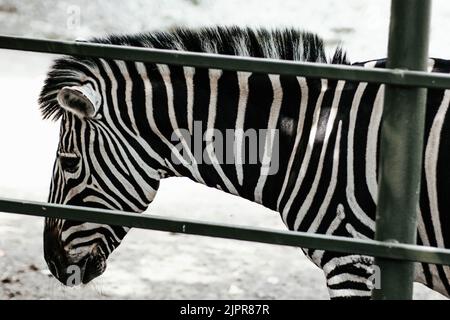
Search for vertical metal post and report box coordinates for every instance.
[372,0,431,300]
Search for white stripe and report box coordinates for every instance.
[308,121,342,233]
[62,222,121,244]
[345,223,370,240]
[365,85,384,203]
[416,208,439,289]
[428,58,436,72]
[159,64,205,184]
[254,74,283,203]
[85,176,123,211]
[96,133,147,206]
[135,62,199,175]
[293,80,345,230]
[425,89,450,249]
[327,273,371,286]
[346,80,376,231]
[87,128,142,211]
[83,195,117,210]
[205,69,239,195]
[282,79,328,224]
[96,121,160,181]
[323,255,373,275]
[99,60,166,172]
[115,61,140,135]
[328,288,371,298]
[65,232,109,253]
[424,88,450,292]
[94,125,129,174]
[62,121,95,205]
[277,77,308,210]
[309,204,346,265]
[235,71,251,186]
[184,66,195,134]
[66,118,75,152]
[61,122,132,210]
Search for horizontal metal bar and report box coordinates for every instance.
[1,197,450,266]
[1,35,450,89]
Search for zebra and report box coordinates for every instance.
[38,26,450,299]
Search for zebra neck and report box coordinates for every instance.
[135,64,316,211]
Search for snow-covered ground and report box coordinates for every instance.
[0,0,448,299]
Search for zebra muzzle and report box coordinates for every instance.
[45,241,107,286]
[80,247,107,284]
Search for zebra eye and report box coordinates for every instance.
[59,154,80,173]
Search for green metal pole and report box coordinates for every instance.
[372,0,431,300]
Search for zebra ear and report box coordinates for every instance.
[57,85,100,119]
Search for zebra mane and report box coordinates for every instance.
[39,26,349,121]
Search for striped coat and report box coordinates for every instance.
[39,27,450,298]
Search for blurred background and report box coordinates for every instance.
[0,0,447,299]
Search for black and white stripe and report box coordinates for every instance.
[39,26,450,298]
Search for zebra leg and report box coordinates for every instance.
[315,251,376,299]
[297,204,377,299]
[323,254,375,299]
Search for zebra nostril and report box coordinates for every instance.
[48,260,59,279]
[45,255,73,285]
[80,248,107,284]
[79,253,101,283]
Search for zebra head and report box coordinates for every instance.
[39,57,162,286]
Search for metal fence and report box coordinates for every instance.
[0,0,448,299]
